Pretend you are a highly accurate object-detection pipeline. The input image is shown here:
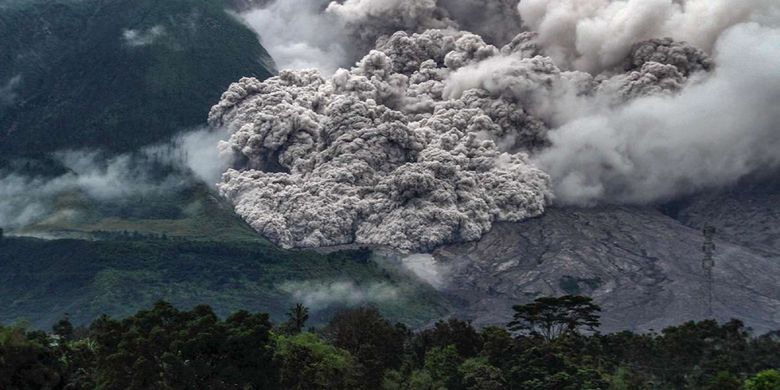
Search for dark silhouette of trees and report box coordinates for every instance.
[1,297,779,389]
[52,314,74,342]
[0,326,61,389]
[412,318,483,364]
[89,301,278,389]
[283,303,309,335]
[508,295,601,341]
[323,307,407,389]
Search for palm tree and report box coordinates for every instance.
[285,303,309,334]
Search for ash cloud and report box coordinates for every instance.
[209,32,552,252]
[536,24,780,204]
[212,0,779,251]
[518,0,775,73]
[238,0,524,75]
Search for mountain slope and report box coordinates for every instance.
[0,237,451,329]
[433,205,780,333]
[0,0,274,156]
[672,177,780,256]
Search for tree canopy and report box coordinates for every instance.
[508,295,602,340]
[1,297,779,389]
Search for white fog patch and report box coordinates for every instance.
[0,151,188,229]
[123,25,166,47]
[0,75,21,106]
[0,128,229,229]
[401,254,450,289]
[166,128,232,187]
[278,280,400,308]
[239,0,348,74]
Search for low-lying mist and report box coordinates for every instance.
[0,129,228,231]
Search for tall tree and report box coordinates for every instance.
[508,295,601,341]
[323,307,407,388]
[284,303,310,335]
[52,314,74,342]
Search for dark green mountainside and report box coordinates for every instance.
[0,0,275,156]
[0,237,450,329]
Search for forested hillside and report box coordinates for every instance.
[0,236,450,329]
[0,0,274,155]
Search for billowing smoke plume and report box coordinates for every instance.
[208,33,552,251]
[536,24,780,204]
[518,0,775,73]
[239,0,524,74]
[217,0,780,251]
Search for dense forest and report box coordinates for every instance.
[2,296,779,390]
[0,0,274,156]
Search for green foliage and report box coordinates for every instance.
[746,370,780,390]
[412,319,483,364]
[89,302,278,389]
[51,315,74,342]
[408,370,438,390]
[0,236,450,330]
[703,371,743,390]
[274,332,357,389]
[424,345,462,389]
[0,0,274,156]
[2,298,780,389]
[479,326,515,367]
[323,307,408,388]
[459,357,507,390]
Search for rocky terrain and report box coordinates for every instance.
[430,186,780,333]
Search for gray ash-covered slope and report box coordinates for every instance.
[674,176,780,256]
[432,201,780,333]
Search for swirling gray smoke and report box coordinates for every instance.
[208,34,553,251]
[214,0,780,251]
